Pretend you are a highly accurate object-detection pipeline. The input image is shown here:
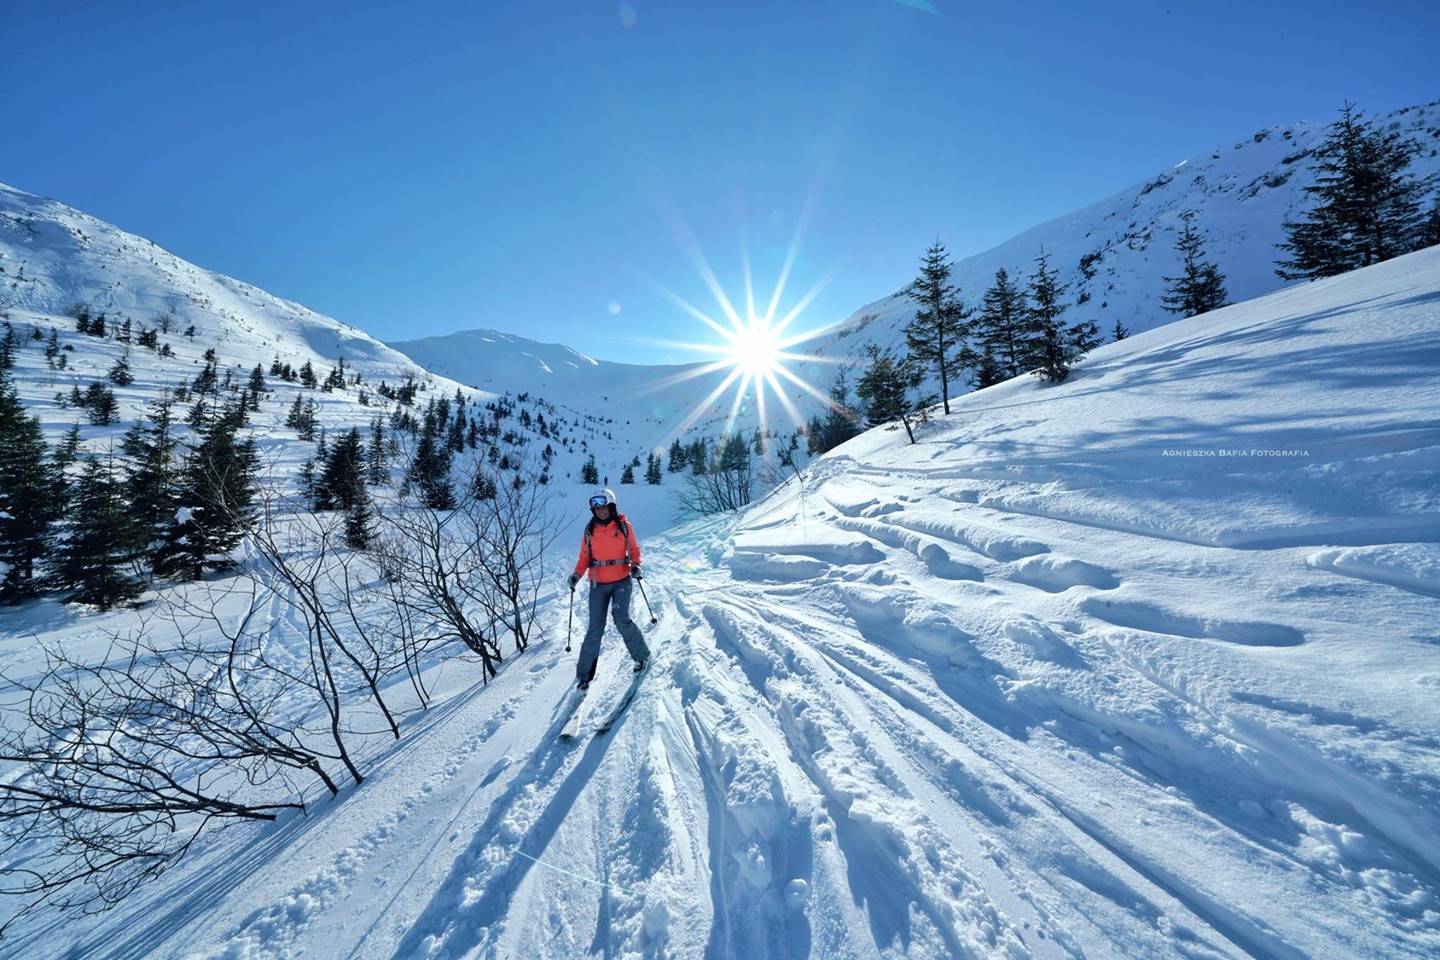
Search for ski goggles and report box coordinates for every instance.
[589,496,612,508]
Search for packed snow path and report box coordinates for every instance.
[9,250,1438,959]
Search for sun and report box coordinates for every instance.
[637,250,843,449]
[728,317,783,377]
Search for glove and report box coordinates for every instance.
[631,565,643,581]
[568,573,580,591]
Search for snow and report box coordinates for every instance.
[779,100,1440,406]
[3,241,1433,958]
[4,113,1440,956]
[388,326,754,442]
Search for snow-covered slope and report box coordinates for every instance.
[0,181,438,383]
[20,247,1436,959]
[789,99,1440,382]
[389,101,1440,432]
[389,327,747,441]
[0,180,689,491]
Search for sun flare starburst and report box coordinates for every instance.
[637,245,844,452]
[728,317,783,377]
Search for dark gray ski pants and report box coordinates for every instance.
[577,576,649,683]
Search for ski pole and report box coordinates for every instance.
[637,579,658,626]
[566,586,574,653]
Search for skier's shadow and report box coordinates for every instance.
[391,687,635,959]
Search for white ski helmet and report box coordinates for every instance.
[588,488,617,510]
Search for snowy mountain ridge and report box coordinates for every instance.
[0,180,434,386]
[782,98,1440,382]
[388,327,744,441]
[0,180,707,491]
[382,99,1440,424]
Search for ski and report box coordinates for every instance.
[557,687,589,740]
[594,663,648,735]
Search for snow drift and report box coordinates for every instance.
[9,244,1435,959]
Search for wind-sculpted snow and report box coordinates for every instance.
[5,222,1440,957]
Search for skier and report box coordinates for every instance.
[569,488,649,689]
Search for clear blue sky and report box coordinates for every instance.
[4,1,1437,363]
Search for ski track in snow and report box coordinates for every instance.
[4,189,1440,957]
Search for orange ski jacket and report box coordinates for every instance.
[573,514,642,584]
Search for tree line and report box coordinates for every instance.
[0,329,567,934]
[818,100,1438,453]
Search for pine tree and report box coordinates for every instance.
[315,428,367,511]
[904,240,970,414]
[972,346,1006,389]
[156,407,258,581]
[284,394,318,440]
[688,439,707,475]
[1112,319,1129,342]
[668,439,686,472]
[645,451,663,485]
[44,328,61,364]
[620,463,635,484]
[186,396,210,429]
[855,345,927,444]
[284,393,305,431]
[1277,103,1427,280]
[84,382,118,425]
[192,358,218,395]
[473,471,498,500]
[343,500,372,550]
[50,424,82,521]
[108,350,135,386]
[581,454,599,485]
[299,360,318,388]
[1162,214,1229,317]
[121,395,181,548]
[408,413,455,510]
[247,363,266,396]
[1021,250,1078,383]
[57,454,145,609]
[818,368,861,453]
[1420,203,1440,250]
[366,418,386,486]
[804,414,825,455]
[0,372,58,602]
[976,267,1029,380]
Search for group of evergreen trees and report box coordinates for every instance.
[905,240,1101,400]
[0,364,258,608]
[832,101,1439,454]
[805,369,863,455]
[813,237,1107,454]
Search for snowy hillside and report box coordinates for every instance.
[389,101,1440,435]
[389,327,750,443]
[0,180,689,490]
[788,99,1440,384]
[0,182,436,383]
[12,244,1436,959]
